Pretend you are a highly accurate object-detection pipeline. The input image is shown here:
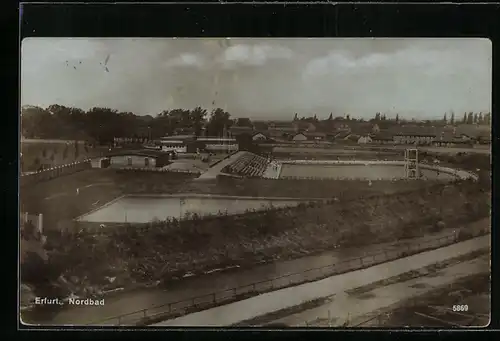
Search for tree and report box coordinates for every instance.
[382,114,386,121]
[21,106,54,138]
[396,114,399,123]
[62,144,69,160]
[346,114,350,121]
[236,117,253,127]
[207,108,232,137]
[467,112,474,125]
[478,112,483,124]
[74,141,79,159]
[313,114,318,122]
[328,113,333,121]
[463,113,467,124]
[473,113,478,124]
[443,113,447,123]
[375,113,381,121]
[293,113,299,121]
[450,112,455,125]
[189,106,208,136]
[485,112,491,125]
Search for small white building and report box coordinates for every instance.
[358,136,372,144]
[252,132,268,141]
[292,133,307,141]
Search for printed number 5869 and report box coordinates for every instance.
[452,305,468,312]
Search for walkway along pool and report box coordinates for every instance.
[76,194,311,224]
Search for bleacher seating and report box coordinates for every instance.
[222,152,269,178]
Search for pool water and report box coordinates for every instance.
[279,164,456,180]
[77,196,304,223]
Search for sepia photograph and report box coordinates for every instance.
[20,38,491,327]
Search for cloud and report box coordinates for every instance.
[217,44,293,68]
[302,45,489,80]
[165,53,205,68]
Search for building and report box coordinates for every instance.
[109,151,170,168]
[196,137,239,153]
[252,132,268,141]
[304,132,327,141]
[393,129,436,145]
[292,133,308,141]
[357,136,372,144]
[158,135,195,153]
[229,126,255,137]
[371,133,395,144]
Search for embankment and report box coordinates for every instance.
[22,181,490,303]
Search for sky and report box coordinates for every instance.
[21,38,492,120]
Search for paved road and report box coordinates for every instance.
[153,235,490,326]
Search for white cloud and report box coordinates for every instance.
[217,44,293,68]
[302,46,489,80]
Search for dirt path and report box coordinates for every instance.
[24,222,482,326]
[152,235,489,326]
[266,255,489,327]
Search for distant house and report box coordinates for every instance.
[252,121,269,131]
[293,121,317,133]
[371,132,394,145]
[432,131,473,147]
[358,136,372,144]
[304,132,326,141]
[333,131,352,140]
[332,121,351,131]
[292,133,308,141]
[392,127,436,145]
[252,132,268,141]
[229,126,254,137]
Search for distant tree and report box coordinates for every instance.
[189,106,208,136]
[293,113,298,121]
[313,114,318,122]
[346,114,350,121]
[478,112,483,124]
[443,113,447,123]
[463,113,467,124]
[236,117,253,127]
[467,112,474,125]
[375,113,381,121]
[74,141,79,159]
[473,113,478,124]
[450,112,455,125]
[396,114,399,123]
[207,108,232,136]
[62,145,69,160]
[485,112,491,125]
[382,114,386,121]
[328,113,333,121]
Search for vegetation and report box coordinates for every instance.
[21,182,489,302]
[21,105,235,144]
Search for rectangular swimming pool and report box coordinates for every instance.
[77,195,305,223]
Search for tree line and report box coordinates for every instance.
[21,105,237,144]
